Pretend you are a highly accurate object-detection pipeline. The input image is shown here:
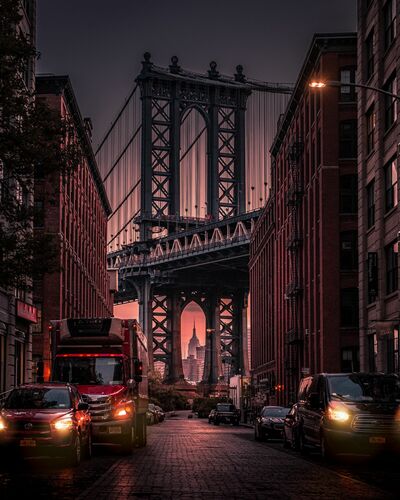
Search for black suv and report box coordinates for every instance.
[295,373,400,459]
[208,403,240,426]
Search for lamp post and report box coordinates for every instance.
[309,80,400,101]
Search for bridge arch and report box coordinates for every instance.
[180,301,206,383]
[180,107,208,219]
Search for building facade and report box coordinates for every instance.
[0,0,37,393]
[358,0,400,373]
[250,33,359,405]
[33,76,113,380]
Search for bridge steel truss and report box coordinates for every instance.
[108,209,259,388]
[104,54,292,391]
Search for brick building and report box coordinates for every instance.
[250,33,359,405]
[357,0,400,373]
[33,75,113,379]
[0,0,37,393]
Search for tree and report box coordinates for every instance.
[0,0,81,290]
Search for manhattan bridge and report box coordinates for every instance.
[97,53,292,392]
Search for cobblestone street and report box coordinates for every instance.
[1,412,399,499]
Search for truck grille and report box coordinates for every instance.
[82,394,112,422]
[351,414,399,433]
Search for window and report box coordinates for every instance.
[366,31,374,80]
[340,288,359,327]
[367,180,375,228]
[384,74,397,130]
[340,231,358,270]
[384,157,398,212]
[339,120,357,158]
[367,252,378,303]
[341,347,360,372]
[340,67,356,102]
[386,241,398,294]
[366,106,375,154]
[339,174,357,213]
[384,0,396,50]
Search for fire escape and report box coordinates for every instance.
[285,138,303,402]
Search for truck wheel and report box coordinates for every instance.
[85,430,92,459]
[135,414,147,448]
[66,434,81,467]
[120,424,135,454]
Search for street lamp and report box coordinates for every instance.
[309,80,400,101]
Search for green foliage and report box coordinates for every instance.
[0,0,82,290]
[148,374,189,411]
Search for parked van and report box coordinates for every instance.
[295,373,400,458]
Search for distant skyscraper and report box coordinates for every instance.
[188,320,200,358]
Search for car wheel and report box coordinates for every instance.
[135,414,147,448]
[320,433,335,461]
[121,424,135,454]
[66,434,81,467]
[283,431,291,448]
[299,429,307,454]
[85,429,92,459]
[214,419,220,426]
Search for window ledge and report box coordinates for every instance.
[384,205,397,219]
[366,149,375,161]
[383,121,397,139]
[366,224,375,235]
[385,291,398,300]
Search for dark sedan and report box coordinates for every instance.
[254,406,288,441]
[283,404,299,449]
[0,383,91,466]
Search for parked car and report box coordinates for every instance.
[154,406,165,422]
[208,403,240,425]
[147,403,158,425]
[208,409,216,424]
[283,404,300,449]
[0,383,91,466]
[254,406,287,441]
[295,373,400,459]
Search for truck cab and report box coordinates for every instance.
[50,318,148,452]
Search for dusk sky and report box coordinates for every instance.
[36,1,357,352]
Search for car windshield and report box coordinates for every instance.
[54,356,124,385]
[5,388,72,410]
[328,374,400,402]
[216,404,234,412]
[262,407,287,417]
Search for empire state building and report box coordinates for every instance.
[188,321,200,358]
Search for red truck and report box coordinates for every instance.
[49,318,148,452]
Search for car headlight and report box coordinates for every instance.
[114,404,133,418]
[327,405,350,422]
[0,417,7,431]
[53,417,74,431]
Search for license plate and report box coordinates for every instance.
[369,437,386,444]
[109,426,121,434]
[20,439,36,447]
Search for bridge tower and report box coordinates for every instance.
[135,53,251,389]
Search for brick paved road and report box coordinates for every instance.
[0,414,397,499]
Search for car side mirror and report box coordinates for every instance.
[133,359,143,382]
[77,402,89,411]
[307,392,321,409]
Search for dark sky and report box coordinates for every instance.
[37,0,357,146]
